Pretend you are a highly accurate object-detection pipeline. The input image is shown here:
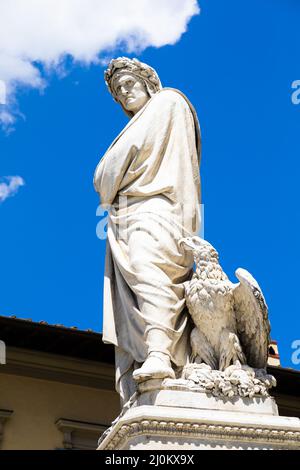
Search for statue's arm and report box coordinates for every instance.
[94,144,137,205]
[94,90,190,205]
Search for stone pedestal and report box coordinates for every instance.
[97,384,300,450]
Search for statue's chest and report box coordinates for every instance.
[186,279,233,319]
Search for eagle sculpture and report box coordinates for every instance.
[179,237,271,372]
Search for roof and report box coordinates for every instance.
[0,314,114,364]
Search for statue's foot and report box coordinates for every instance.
[133,353,175,383]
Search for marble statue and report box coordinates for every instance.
[95,60,300,453]
[178,236,276,398]
[94,57,201,405]
[180,237,270,370]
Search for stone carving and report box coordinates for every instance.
[172,364,276,398]
[94,57,201,405]
[95,58,300,453]
[101,418,300,451]
[98,391,300,450]
[104,57,162,109]
[176,236,275,396]
[94,57,275,409]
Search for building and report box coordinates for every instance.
[0,315,299,450]
[0,315,119,450]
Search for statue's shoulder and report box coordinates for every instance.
[152,88,190,108]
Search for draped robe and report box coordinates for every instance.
[94,88,201,403]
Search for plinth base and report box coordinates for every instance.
[97,387,300,450]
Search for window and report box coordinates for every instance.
[55,418,107,450]
[0,410,13,449]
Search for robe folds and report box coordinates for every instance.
[94,88,201,403]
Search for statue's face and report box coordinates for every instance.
[113,73,150,114]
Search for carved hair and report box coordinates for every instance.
[104,57,162,103]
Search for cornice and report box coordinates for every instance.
[106,418,300,450]
[0,346,115,391]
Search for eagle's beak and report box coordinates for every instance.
[178,237,195,251]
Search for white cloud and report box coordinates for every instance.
[0,0,200,126]
[0,176,25,202]
[0,80,6,104]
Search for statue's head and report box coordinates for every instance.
[104,57,162,117]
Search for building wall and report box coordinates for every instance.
[0,347,120,450]
[1,345,299,449]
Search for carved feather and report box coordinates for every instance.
[233,268,270,369]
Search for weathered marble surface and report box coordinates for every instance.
[134,364,276,400]
[180,237,271,372]
[97,388,300,450]
[94,59,300,451]
[94,58,201,404]
[136,386,279,415]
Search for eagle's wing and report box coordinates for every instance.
[232,268,270,369]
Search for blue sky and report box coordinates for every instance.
[1,0,300,369]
